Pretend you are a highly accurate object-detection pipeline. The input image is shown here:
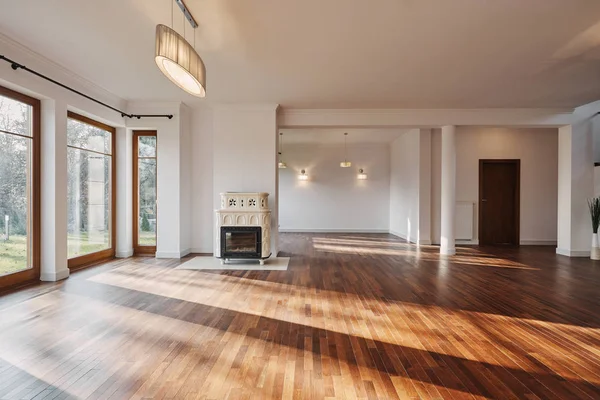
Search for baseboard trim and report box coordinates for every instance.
[455,239,478,245]
[155,251,180,259]
[40,268,70,282]
[520,240,557,246]
[115,249,134,258]
[389,230,417,244]
[190,248,214,255]
[279,229,389,233]
[556,248,590,257]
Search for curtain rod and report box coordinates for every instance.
[0,55,173,120]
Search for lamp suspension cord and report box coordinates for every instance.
[344,132,348,162]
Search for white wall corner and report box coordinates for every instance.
[389,229,418,244]
[179,248,192,258]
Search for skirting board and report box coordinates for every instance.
[456,240,479,245]
[520,240,557,246]
[190,248,214,255]
[115,249,134,258]
[155,249,191,259]
[280,229,389,233]
[556,248,590,257]
[40,268,70,282]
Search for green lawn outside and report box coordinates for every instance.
[1,233,111,276]
[0,235,27,276]
[67,233,109,258]
[138,230,156,246]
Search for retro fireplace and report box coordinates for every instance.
[215,192,271,265]
[221,226,262,259]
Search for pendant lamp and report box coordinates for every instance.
[155,1,206,97]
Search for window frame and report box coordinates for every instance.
[66,111,116,270]
[132,130,157,256]
[0,85,41,291]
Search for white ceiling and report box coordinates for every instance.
[1,0,600,108]
[280,128,408,145]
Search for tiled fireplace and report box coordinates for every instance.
[215,192,271,264]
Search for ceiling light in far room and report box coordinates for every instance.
[298,169,308,181]
[155,0,206,97]
[340,132,351,167]
[357,168,367,180]
[278,132,287,168]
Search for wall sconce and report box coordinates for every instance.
[298,169,309,181]
[357,168,367,180]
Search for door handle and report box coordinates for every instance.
[481,199,487,202]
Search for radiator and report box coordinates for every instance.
[456,202,475,240]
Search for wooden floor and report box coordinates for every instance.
[0,233,599,399]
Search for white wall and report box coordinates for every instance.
[179,104,192,255]
[594,166,600,196]
[212,105,279,255]
[389,130,420,241]
[190,106,214,253]
[556,105,596,256]
[278,143,390,232]
[126,103,188,258]
[431,127,559,245]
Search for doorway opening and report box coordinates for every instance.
[133,131,157,255]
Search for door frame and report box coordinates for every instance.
[478,159,521,246]
[67,111,117,270]
[132,130,157,256]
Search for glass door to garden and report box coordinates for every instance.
[133,131,157,255]
[0,86,40,290]
[67,112,116,270]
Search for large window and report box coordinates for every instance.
[133,131,157,255]
[0,86,40,290]
[67,112,115,269]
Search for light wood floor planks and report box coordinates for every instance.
[0,233,599,399]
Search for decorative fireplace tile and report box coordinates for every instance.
[216,192,271,260]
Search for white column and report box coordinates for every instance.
[40,99,69,281]
[115,127,133,258]
[418,129,432,245]
[440,125,456,255]
[557,119,595,256]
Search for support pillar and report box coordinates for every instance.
[40,99,69,281]
[440,125,456,255]
[115,127,133,258]
[557,118,595,256]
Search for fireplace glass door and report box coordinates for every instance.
[221,227,262,259]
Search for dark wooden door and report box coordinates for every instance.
[479,160,520,245]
